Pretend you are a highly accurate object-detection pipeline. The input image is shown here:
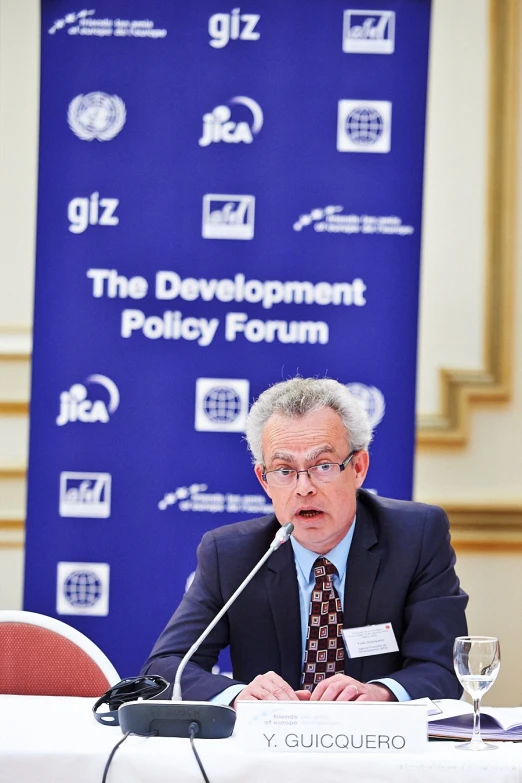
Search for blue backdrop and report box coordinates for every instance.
[25,0,431,678]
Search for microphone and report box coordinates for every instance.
[118,522,294,739]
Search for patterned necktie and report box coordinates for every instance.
[302,557,345,692]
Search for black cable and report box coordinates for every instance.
[101,725,211,783]
[101,730,159,783]
[189,722,212,783]
[101,731,130,783]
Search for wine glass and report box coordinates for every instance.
[453,636,501,751]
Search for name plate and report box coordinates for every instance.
[235,701,428,753]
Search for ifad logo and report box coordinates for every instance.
[56,374,120,426]
[337,100,391,153]
[342,10,395,54]
[199,96,263,147]
[68,193,119,234]
[346,382,386,428]
[195,378,249,432]
[68,92,126,141]
[202,194,255,240]
[59,472,111,518]
[56,561,110,616]
[208,8,260,48]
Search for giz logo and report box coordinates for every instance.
[57,374,120,426]
[199,96,263,147]
[208,8,260,48]
[68,193,119,234]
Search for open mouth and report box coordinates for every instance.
[298,509,322,518]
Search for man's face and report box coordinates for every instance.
[255,408,369,554]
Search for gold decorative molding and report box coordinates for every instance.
[0,519,25,549]
[446,503,522,551]
[446,504,522,530]
[0,325,32,360]
[0,520,25,530]
[0,401,29,415]
[0,465,26,478]
[417,0,518,447]
[453,540,522,553]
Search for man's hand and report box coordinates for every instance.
[232,671,312,708]
[310,675,397,702]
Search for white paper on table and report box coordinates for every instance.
[428,699,522,740]
[408,698,442,716]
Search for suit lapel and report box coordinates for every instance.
[266,541,302,690]
[342,499,381,680]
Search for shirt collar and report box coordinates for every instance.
[290,516,356,583]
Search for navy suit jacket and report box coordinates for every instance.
[142,490,468,701]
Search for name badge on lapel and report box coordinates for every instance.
[342,622,399,658]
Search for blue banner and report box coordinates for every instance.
[25,0,431,678]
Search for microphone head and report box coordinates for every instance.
[281,522,294,538]
[271,522,294,549]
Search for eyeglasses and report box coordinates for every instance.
[262,451,358,488]
[92,675,169,726]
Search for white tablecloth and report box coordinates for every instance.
[0,695,521,783]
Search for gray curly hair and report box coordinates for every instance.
[245,377,373,465]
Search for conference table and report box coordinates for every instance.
[1,695,521,783]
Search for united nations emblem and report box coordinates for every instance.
[346,382,386,428]
[67,92,126,141]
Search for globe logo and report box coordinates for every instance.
[68,92,127,141]
[63,570,103,608]
[346,382,386,428]
[345,107,384,146]
[203,386,242,424]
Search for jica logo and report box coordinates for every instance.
[68,193,119,234]
[208,8,260,48]
[56,374,120,426]
[199,96,263,147]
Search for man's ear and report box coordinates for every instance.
[353,450,370,488]
[254,464,272,498]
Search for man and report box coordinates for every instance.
[142,377,468,704]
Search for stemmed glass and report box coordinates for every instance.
[453,636,501,751]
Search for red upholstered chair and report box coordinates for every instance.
[0,610,120,696]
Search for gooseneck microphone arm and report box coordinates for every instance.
[172,521,294,701]
[117,522,294,739]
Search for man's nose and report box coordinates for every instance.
[295,470,316,494]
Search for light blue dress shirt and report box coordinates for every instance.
[212,519,411,705]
